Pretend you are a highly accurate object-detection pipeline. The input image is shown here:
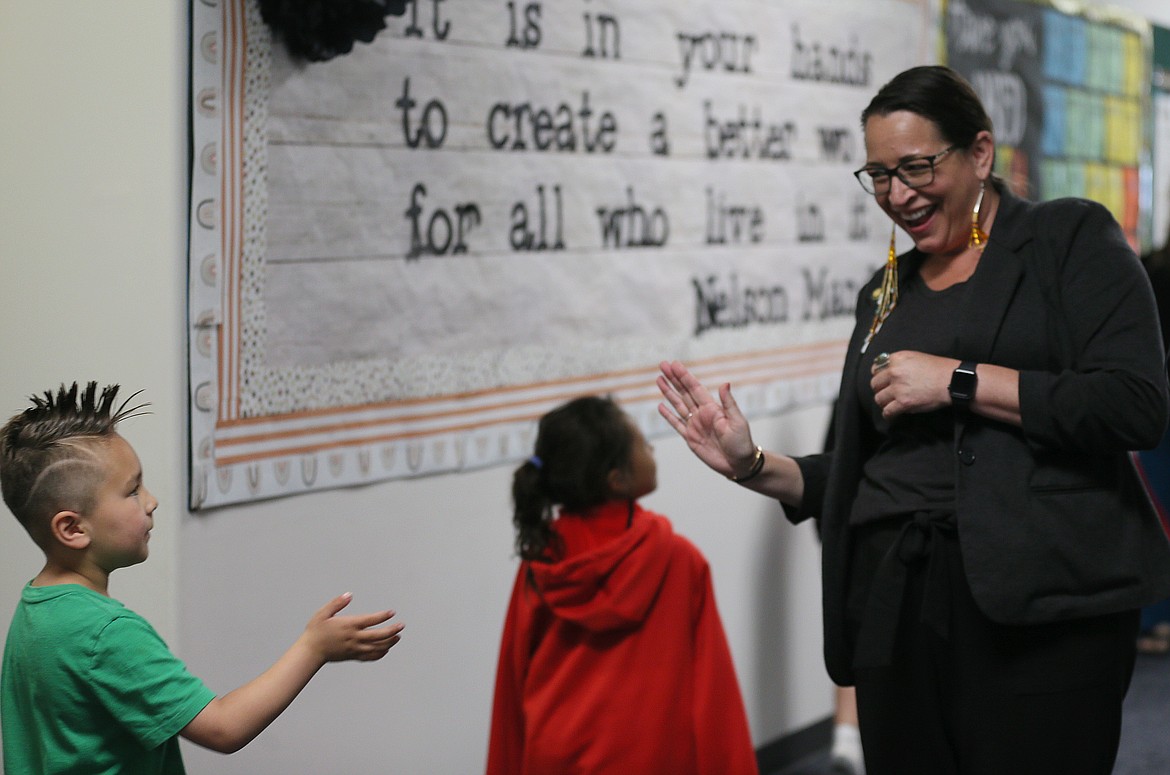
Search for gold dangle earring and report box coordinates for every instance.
[861,223,899,353]
[969,182,988,249]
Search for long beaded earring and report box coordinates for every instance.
[969,182,988,249]
[861,223,899,353]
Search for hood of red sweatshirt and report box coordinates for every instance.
[528,501,673,633]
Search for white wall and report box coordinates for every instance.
[0,0,187,662]
[2,1,1169,773]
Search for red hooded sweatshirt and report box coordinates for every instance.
[486,501,758,775]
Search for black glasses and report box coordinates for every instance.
[853,146,958,195]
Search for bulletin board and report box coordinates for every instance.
[187,0,934,508]
[943,0,1153,249]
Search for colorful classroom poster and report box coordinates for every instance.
[944,0,1151,248]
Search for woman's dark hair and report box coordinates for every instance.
[861,65,993,150]
[512,395,634,561]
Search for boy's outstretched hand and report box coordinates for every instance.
[304,592,404,663]
[182,593,405,753]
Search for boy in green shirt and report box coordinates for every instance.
[1,382,404,774]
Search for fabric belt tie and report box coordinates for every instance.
[852,509,957,670]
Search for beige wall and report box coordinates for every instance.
[0,1,188,641]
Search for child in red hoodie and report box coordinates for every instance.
[486,395,758,775]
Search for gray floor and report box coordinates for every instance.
[771,653,1170,775]
[1114,653,1170,775]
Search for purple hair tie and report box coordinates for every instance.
[528,455,543,469]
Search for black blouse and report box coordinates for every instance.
[850,272,971,524]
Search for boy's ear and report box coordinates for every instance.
[48,510,90,550]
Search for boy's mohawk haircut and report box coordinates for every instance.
[0,382,151,529]
[3,382,148,451]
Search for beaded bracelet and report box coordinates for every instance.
[729,445,765,483]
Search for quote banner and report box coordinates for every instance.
[188,0,933,508]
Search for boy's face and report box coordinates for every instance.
[80,434,157,572]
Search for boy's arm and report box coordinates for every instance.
[180,592,403,754]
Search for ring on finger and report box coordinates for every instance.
[872,352,891,372]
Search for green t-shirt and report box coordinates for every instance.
[2,583,216,775]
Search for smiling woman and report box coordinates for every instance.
[859,71,998,271]
[656,65,1170,775]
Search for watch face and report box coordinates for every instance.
[949,364,977,402]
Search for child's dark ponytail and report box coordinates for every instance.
[512,395,634,561]
[512,455,555,561]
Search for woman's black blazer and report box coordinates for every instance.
[788,185,1170,686]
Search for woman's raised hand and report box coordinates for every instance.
[657,360,758,477]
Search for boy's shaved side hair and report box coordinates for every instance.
[0,382,148,543]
